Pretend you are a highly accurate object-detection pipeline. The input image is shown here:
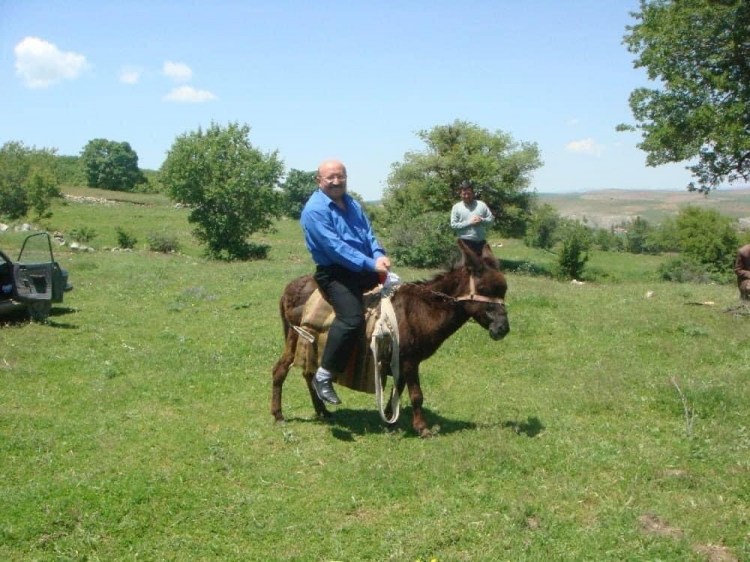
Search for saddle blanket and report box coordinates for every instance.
[292,287,391,394]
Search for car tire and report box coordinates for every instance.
[27,300,51,323]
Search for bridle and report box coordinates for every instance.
[408,275,505,306]
[454,275,506,305]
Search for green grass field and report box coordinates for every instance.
[1,189,749,561]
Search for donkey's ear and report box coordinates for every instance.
[481,243,500,270]
[458,239,483,273]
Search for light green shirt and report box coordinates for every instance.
[450,199,494,241]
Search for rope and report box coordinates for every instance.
[371,294,402,424]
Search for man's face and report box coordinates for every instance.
[460,187,475,203]
[318,163,348,201]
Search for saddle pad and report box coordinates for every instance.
[292,288,383,393]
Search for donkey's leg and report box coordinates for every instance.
[271,331,298,423]
[402,361,430,437]
[303,369,333,419]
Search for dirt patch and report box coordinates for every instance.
[638,513,684,539]
[692,543,738,562]
[638,514,738,561]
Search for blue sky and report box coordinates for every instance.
[1,0,698,200]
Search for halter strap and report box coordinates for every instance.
[454,276,505,304]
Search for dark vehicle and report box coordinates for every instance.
[0,232,73,322]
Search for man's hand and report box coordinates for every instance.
[375,256,391,273]
[470,215,483,225]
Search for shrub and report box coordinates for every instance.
[673,206,739,273]
[115,227,138,249]
[556,227,589,280]
[146,232,181,254]
[524,203,561,250]
[658,257,714,284]
[70,226,97,244]
[0,141,60,220]
[385,211,456,268]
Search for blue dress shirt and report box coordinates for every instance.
[301,189,386,272]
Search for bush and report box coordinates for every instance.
[658,257,714,284]
[146,232,181,254]
[115,227,138,249]
[70,226,97,244]
[673,206,738,273]
[524,203,561,250]
[385,211,456,268]
[0,141,60,220]
[556,227,589,280]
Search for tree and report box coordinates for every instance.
[620,0,750,193]
[524,202,561,250]
[556,222,591,280]
[624,216,661,254]
[161,122,284,260]
[80,138,146,191]
[0,141,61,219]
[56,155,85,186]
[382,120,542,236]
[280,169,317,219]
[673,206,738,272]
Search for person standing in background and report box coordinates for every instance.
[450,180,494,255]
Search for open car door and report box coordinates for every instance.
[18,232,68,303]
[0,233,56,321]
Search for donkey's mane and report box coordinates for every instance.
[407,262,463,288]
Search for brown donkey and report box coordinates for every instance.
[271,240,509,437]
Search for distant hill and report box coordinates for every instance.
[537,187,750,228]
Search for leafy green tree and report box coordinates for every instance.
[524,203,561,250]
[280,169,317,219]
[55,155,86,186]
[650,216,681,252]
[161,122,284,260]
[80,138,146,191]
[673,206,738,272]
[593,227,624,252]
[624,216,664,254]
[377,120,541,266]
[620,0,750,193]
[382,120,542,237]
[0,141,61,219]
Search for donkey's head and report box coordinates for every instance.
[456,240,510,341]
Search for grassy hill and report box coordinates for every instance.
[539,187,750,227]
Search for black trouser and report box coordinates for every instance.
[314,265,379,374]
[461,238,486,256]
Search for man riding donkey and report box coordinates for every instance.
[300,159,392,406]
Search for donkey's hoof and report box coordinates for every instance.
[316,409,333,420]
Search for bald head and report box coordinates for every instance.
[317,159,348,203]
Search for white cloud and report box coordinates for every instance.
[163,60,192,82]
[163,85,217,103]
[14,36,88,89]
[565,138,604,157]
[119,65,142,85]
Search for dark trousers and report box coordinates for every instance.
[314,265,379,374]
[461,238,486,256]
